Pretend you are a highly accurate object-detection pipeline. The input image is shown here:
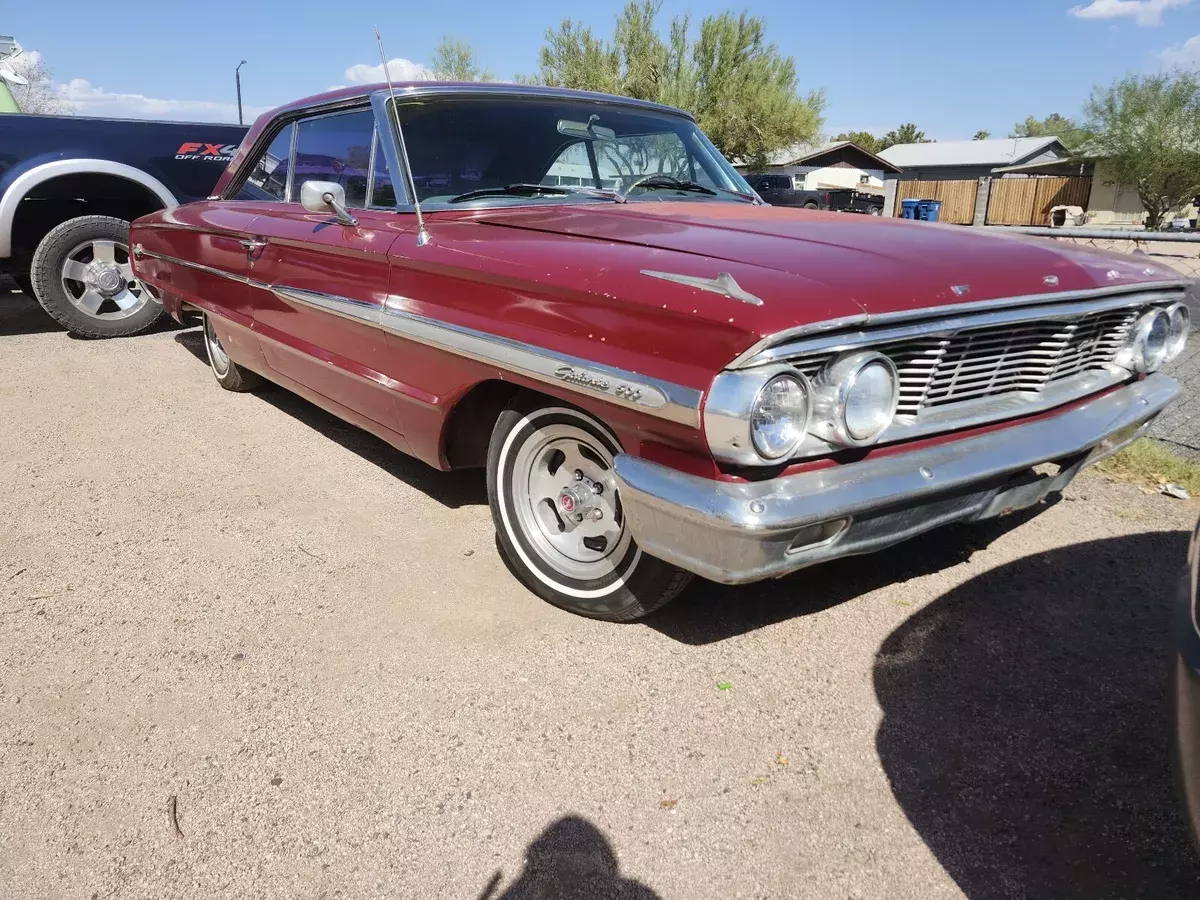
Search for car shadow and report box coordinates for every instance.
[874,530,1200,899]
[645,503,1051,645]
[0,289,63,336]
[474,815,661,900]
[173,329,485,510]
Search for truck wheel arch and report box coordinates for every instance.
[0,159,178,259]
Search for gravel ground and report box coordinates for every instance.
[3,288,1200,899]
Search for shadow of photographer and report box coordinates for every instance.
[476,815,660,900]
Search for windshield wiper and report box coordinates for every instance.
[626,175,757,203]
[448,184,625,204]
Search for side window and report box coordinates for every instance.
[234,122,294,201]
[370,130,397,207]
[293,108,375,209]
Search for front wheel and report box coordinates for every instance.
[487,397,692,621]
[29,215,164,338]
[203,314,262,392]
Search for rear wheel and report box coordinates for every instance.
[203,314,262,392]
[487,396,692,621]
[30,215,164,338]
[869,206,883,216]
[803,201,819,210]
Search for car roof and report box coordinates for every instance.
[268,81,696,122]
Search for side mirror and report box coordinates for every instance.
[300,180,358,227]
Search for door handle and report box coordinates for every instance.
[239,238,268,254]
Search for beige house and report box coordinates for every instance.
[1086,159,1196,226]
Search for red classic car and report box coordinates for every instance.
[130,83,1188,621]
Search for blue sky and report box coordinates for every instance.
[8,0,1200,139]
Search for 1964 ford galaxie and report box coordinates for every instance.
[130,83,1188,620]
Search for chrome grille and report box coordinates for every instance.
[791,308,1138,417]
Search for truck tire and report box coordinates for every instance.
[30,215,164,338]
[869,206,883,216]
[803,201,818,210]
[487,394,693,621]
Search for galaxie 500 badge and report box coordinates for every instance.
[553,364,667,408]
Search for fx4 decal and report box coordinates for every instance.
[174,142,239,162]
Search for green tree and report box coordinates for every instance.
[533,1,824,166]
[973,129,991,140]
[431,37,495,82]
[1009,113,1087,148]
[1085,70,1200,230]
[834,131,883,154]
[879,123,930,149]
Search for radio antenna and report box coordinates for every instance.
[375,26,430,247]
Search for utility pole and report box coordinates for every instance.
[235,60,247,125]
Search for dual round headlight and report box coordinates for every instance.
[1128,303,1190,373]
[743,351,900,461]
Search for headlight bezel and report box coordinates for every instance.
[809,351,901,448]
[704,364,813,466]
[1166,301,1191,361]
[749,372,813,461]
[1128,307,1171,373]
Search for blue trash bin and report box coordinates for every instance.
[917,200,942,222]
[900,199,921,220]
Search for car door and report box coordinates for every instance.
[239,107,404,432]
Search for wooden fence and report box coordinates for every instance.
[892,180,978,225]
[986,177,1092,226]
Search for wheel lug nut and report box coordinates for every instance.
[592,509,603,520]
[574,470,583,481]
[574,513,584,523]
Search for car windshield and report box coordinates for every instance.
[389,95,756,206]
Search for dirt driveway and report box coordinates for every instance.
[2,290,1199,899]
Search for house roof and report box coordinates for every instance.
[878,136,1065,169]
[739,140,903,173]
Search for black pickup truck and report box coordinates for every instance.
[1,114,247,336]
[744,173,830,210]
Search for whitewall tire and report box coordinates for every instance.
[487,395,692,620]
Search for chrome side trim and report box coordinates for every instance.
[1,159,179,259]
[641,270,764,306]
[137,249,253,285]
[727,282,1192,369]
[268,286,703,426]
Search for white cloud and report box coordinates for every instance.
[56,78,269,123]
[342,57,432,84]
[1068,0,1191,26]
[1161,33,1200,66]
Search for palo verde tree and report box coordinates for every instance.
[1085,69,1200,230]
[532,0,825,167]
[431,37,495,82]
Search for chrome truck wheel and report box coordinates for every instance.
[487,396,692,621]
[29,215,164,338]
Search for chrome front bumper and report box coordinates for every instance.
[613,374,1180,585]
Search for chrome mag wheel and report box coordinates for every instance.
[60,239,147,321]
[508,420,634,583]
[204,315,231,376]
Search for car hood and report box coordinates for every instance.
[469,201,1183,324]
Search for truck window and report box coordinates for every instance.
[235,122,295,202]
[293,108,375,209]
